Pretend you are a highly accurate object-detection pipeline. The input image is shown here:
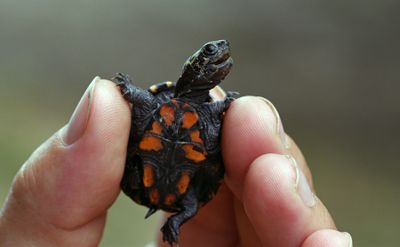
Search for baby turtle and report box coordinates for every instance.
[114,40,236,245]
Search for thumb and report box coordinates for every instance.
[0,77,130,246]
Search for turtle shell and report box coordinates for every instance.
[134,98,211,211]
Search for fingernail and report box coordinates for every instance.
[258,97,289,149]
[286,155,316,207]
[343,232,353,247]
[62,76,99,145]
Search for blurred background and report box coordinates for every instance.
[0,0,399,246]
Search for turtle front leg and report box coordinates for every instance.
[113,73,156,202]
[113,72,136,101]
[207,90,238,117]
[113,72,155,108]
[223,91,239,110]
[161,188,199,246]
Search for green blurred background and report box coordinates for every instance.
[0,0,399,246]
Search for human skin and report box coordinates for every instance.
[0,77,352,247]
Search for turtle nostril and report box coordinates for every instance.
[217,40,229,47]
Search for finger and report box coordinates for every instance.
[156,96,314,246]
[0,77,130,246]
[222,96,287,198]
[223,97,316,196]
[221,96,336,246]
[286,134,314,191]
[218,96,289,247]
[233,199,262,246]
[242,154,336,246]
[301,230,353,247]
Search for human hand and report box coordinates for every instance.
[0,77,130,246]
[156,89,353,247]
[0,77,352,247]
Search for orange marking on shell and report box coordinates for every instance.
[143,164,155,187]
[160,105,175,126]
[190,130,204,144]
[182,144,207,163]
[148,121,162,134]
[139,136,163,151]
[182,111,199,129]
[164,194,176,206]
[149,189,160,204]
[177,172,190,194]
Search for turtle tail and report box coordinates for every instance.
[145,207,158,219]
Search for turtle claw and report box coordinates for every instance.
[226,91,240,101]
[112,73,135,101]
[113,72,132,84]
[161,218,180,246]
[223,91,239,110]
[227,91,240,97]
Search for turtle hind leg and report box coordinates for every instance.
[161,188,199,246]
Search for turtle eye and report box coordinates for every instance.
[204,43,218,55]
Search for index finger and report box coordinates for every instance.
[222,96,287,198]
[223,96,336,246]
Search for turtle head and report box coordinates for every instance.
[175,40,233,99]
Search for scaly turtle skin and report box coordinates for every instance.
[114,40,235,246]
